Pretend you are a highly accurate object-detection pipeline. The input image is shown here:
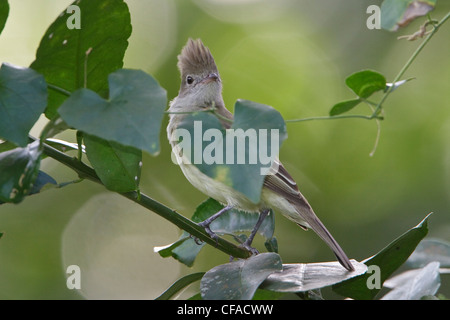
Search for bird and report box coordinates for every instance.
[167,38,354,271]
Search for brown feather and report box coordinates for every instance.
[178,38,218,77]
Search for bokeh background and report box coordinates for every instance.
[0,0,449,299]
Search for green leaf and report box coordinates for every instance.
[381,261,441,300]
[0,63,47,147]
[0,140,16,153]
[58,69,167,155]
[176,99,287,204]
[84,134,142,193]
[332,213,431,300]
[0,170,57,205]
[30,0,132,119]
[155,198,276,267]
[0,0,9,35]
[200,252,282,300]
[29,170,57,195]
[329,99,361,116]
[381,0,436,31]
[202,198,275,240]
[407,239,450,268]
[0,140,41,203]
[155,272,205,300]
[154,237,191,258]
[345,70,386,99]
[252,289,285,300]
[260,260,367,293]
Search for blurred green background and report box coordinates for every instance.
[0,0,449,299]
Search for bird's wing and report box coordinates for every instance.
[263,160,354,271]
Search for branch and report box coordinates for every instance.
[31,136,251,259]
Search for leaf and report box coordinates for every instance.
[0,140,16,153]
[260,260,367,293]
[29,170,57,195]
[200,252,282,300]
[381,261,441,300]
[381,0,436,31]
[154,237,191,258]
[251,289,285,300]
[385,77,415,92]
[0,170,57,205]
[329,99,361,116]
[155,272,205,300]
[0,63,47,147]
[155,198,276,267]
[0,0,9,35]
[30,0,132,119]
[0,140,41,203]
[332,213,431,300]
[345,70,386,99]
[406,239,450,268]
[175,99,287,204]
[84,134,142,193]
[58,69,167,155]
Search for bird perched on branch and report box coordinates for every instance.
[167,38,354,271]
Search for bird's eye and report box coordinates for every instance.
[186,76,194,85]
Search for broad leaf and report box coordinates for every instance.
[84,134,142,193]
[156,272,205,300]
[381,261,441,300]
[0,0,9,35]
[30,0,132,119]
[0,140,41,203]
[345,70,386,99]
[329,99,361,116]
[332,213,431,299]
[261,260,366,293]
[0,63,47,147]
[175,99,287,204]
[58,69,167,155]
[406,239,450,268]
[381,0,436,31]
[200,252,282,300]
[29,170,57,195]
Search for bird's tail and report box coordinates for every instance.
[294,204,355,271]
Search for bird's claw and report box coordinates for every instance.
[241,241,259,256]
[197,221,219,247]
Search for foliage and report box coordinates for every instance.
[0,0,449,300]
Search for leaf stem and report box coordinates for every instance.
[47,83,72,97]
[371,10,450,118]
[286,114,381,123]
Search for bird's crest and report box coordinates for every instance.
[177,38,218,76]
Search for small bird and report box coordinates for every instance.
[167,38,354,271]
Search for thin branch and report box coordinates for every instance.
[371,11,450,118]
[30,136,250,259]
[47,83,72,97]
[286,114,381,123]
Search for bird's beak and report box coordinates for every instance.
[201,73,219,84]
